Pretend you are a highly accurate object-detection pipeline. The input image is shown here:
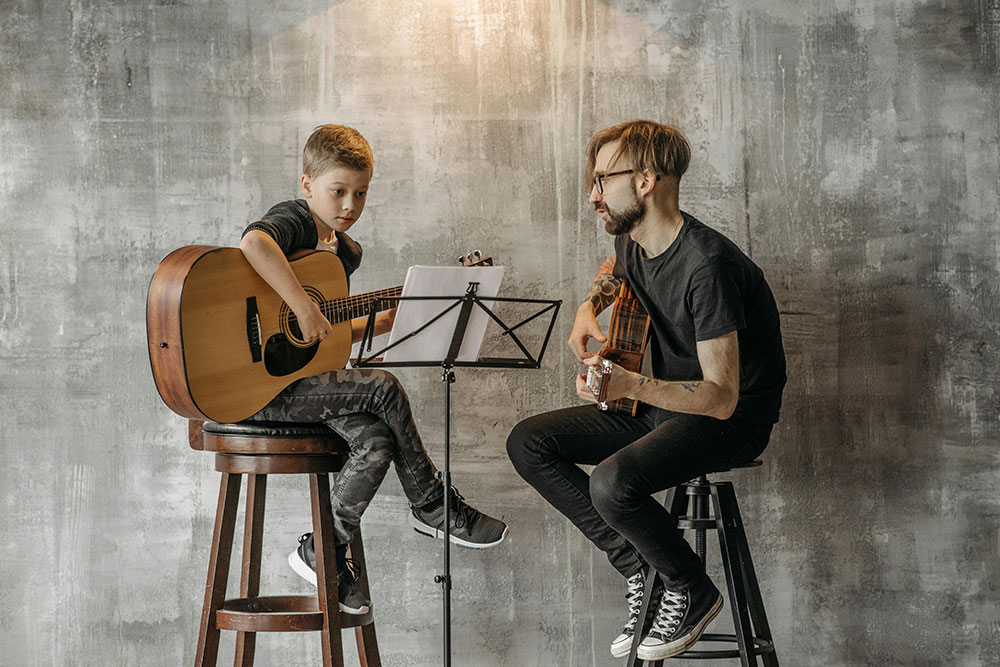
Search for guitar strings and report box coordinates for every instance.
[261,287,403,340]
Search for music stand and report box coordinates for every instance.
[354,275,560,667]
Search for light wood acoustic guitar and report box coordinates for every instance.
[146,246,490,423]
[585,281,650,415]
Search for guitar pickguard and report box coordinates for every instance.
[263,333,319,376]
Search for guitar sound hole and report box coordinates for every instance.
[263,333,319,376]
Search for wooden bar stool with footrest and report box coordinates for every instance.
[627,460,779,667]
[189,419,381,667]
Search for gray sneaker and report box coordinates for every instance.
[409,487,508,548]
[287,533,371,615]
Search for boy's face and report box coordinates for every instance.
[300,165,371,237]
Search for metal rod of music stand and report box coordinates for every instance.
[434,365,455,665]
[353,285,560,667]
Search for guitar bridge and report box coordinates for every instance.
[246,297,262,363]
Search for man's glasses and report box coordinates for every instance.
[592,169,634,194]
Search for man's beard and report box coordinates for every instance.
[601,192,645,235]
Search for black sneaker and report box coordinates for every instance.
[610,570,664,658]
[409,487,508,549]
[636,575,723,660]
[287,533,371,615]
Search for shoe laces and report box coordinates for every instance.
[448,487,480,530]
[649,588,687,637]
[621,572,645,632]
[338,555,362,584]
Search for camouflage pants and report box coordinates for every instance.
[252,368,443,545]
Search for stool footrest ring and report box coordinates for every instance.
[215,595,373,632]
[669,633,775,659]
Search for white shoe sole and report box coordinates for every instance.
[287,548,370,615]
[636,593,723,660]
[610,632,633,658]
[408,513,509,549]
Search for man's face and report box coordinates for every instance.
[589,141,645,235]
[301,165,371,236]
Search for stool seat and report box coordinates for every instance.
[711,459,762,474]
[203,420,334,438]
[192,420,349,456]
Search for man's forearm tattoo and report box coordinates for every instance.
[584,255,620,313]
[636,377,702,394]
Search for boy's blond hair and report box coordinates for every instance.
[303,124,374,177]
[584,120,690,191]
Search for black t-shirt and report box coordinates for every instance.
[241,199,363,278]
[613,212,786,423]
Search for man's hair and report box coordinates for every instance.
[302,124,374,177]
[584,120,690,191]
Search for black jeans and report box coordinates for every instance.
[506,404,772,589]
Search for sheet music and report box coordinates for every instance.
[383,265,505,363]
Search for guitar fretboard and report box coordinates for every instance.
[321,286,403,324]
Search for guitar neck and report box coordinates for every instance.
[321,286,403,324]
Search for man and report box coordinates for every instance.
[506,120,785,661]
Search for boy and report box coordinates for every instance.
[240,124,508,615]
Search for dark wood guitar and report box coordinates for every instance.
[586,282,650,415]
[146,246,489,423]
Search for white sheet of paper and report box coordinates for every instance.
[383,265,505,363]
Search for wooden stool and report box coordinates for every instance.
[189,419,381,667]
[628,461,779,667]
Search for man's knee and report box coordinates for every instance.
[506,417,552,474]
[590,458,633,521]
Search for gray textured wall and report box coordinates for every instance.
[2,0,999,665]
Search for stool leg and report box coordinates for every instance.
[717,482,780,667]
[310,473,345,667]
[710,482,756,667]
[195,473,242,667]
[234,474,267,667]
[348,530,382,667]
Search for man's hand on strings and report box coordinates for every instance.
[568,305,607,362]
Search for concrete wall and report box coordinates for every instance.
[2,0,998,665]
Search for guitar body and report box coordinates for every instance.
[597,282,650,415]
[147,246,353,423]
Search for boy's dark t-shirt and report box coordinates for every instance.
[612,212,786,424]
[242,199,363,278]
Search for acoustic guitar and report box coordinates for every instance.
[146,246,489,423]
[585,281,650,415]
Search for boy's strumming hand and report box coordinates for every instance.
[294,301,333,343]
[382,306,397,329]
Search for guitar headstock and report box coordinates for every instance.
[459,250,494,267]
